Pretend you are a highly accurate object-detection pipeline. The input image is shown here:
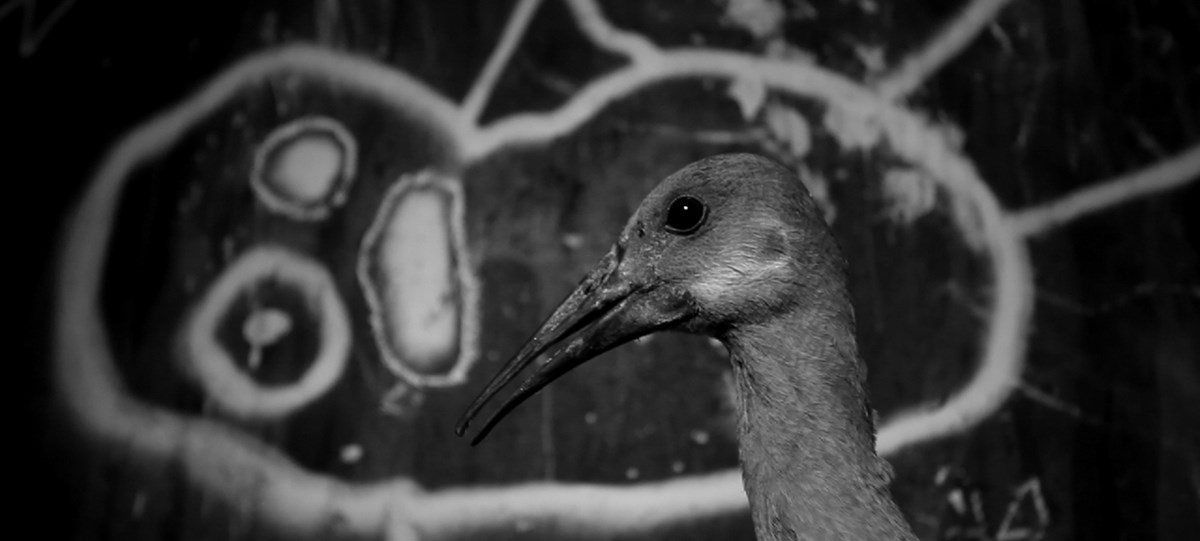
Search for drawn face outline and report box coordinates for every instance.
[52,0,1041,532]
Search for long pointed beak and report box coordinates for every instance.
[455,248,686,445]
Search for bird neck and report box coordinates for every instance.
[724,297,916,541]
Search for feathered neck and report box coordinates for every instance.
[723,293,917,541]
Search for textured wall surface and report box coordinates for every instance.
[17,1,1199,539]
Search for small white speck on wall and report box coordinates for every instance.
[340,444,364,464]
[720,0,786,39]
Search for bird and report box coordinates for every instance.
[456,153,918,541]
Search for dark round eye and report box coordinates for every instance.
[664,195,707,234]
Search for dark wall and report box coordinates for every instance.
[18,1,1199,539]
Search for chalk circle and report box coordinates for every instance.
[181,245,351,419]
[358,170,478,388]
[250,116,357,221]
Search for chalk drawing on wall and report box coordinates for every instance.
[934,467,1050,541]
[179,245,351,420]
[249,116,358,221]
[52,0,1200,538]
[1,0,78,57]
[358,170,478,388]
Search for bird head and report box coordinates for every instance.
[456,153,842,443]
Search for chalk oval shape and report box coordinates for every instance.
[358,170,477,387]
[180,245,351,419]
[250,116,357,221]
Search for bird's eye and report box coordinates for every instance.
[664,195,707,234]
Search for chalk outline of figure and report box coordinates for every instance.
[52,0,1200,538]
